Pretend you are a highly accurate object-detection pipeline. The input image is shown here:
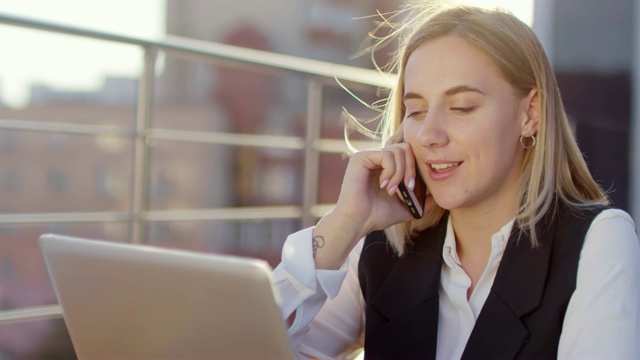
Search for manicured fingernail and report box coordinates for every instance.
[408,178,415,191]
[380,179,389,189]
[388,185,397,196]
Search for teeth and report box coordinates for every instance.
[431,162,460,170]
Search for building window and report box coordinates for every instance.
[47,169,69,193]
[150,171,172,200]
[48,133,70,149]
[0,257,15,280]
[95,169,120,199]
[0,169,19,190]
[0,131,19,150]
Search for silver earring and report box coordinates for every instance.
[520,134,536,149]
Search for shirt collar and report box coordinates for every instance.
[442,216,516,269]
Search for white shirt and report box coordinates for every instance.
[273,209,640,359]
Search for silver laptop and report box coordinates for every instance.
[39,233,293,359]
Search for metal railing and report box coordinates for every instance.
[0,13,394,325]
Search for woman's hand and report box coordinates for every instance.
[334,141,417,236]
[312,127,421,269]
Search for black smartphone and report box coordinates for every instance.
[396,174,427,219]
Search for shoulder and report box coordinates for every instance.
[560,209,640,358]
[588,208,636,233]
[575,208,640,292]
[581,208,638,261]
[557,205,638,254]
[554,204,631,240]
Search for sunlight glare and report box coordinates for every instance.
[456,0,535,26]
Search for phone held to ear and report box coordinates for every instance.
[396,175,427,219]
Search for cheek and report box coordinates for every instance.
[461,118,518,166]
[475,129,521,172]
[402,120,420,141]
[402,121,423,152]
[477,107,521,143]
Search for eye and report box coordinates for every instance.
[450,106,477,114]
[406,110,426,119]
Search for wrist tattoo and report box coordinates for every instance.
[312,235,325,258]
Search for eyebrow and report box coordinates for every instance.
[403,85,485,101]
[444,85,485,96]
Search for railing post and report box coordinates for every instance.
[302,80,323,228]
[131,46,157,244]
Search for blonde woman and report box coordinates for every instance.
[273,3,640,359]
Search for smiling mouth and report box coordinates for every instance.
[430,162,461,172]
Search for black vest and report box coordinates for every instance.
[358,205,608,359]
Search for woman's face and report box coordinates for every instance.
[403,35,535,214]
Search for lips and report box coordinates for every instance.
[430,162,461,172]
[426,161,462,181]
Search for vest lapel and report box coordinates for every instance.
[462,212,557,359]
[367,216,447,357]
[369,216,447,320]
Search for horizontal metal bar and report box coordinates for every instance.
[0,119,384,153]
[0,119,308,150]
[0,305,63,325]
[149,128,305,150]
[161,35,395,88]
[0,119,132,137]
[0,212,132,224]
[310,204,336,218]
[0,207,302,224]
[0,12,159,47]
[0,13,396,89]
[315,138,379,154]
[144,206,302,222]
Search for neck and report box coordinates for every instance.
[449,192,518,259]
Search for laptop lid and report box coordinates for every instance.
[39,233,293,359]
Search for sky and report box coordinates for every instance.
[464,0,534,25]
[0,0,532,109]
[0,0,166,108]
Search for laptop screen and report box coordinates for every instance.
[40,233,293,359]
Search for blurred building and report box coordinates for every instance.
[0,1,395,357]
[548,0,633,210]
[30,77,138,106]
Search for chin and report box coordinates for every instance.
[430,192,465,211]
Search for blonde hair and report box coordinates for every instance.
[370,2,609,256]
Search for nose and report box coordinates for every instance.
[416,109,449,148]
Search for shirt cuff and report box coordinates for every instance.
[279,227,350,299]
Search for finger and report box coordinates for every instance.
[360,147,406,194]
[401,143,416,190]
[375,151,396,189]
[385,147,406,196]
[385,123,404,146]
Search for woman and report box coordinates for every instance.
[273,3,640,359]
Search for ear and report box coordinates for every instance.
[520,89,540,136]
